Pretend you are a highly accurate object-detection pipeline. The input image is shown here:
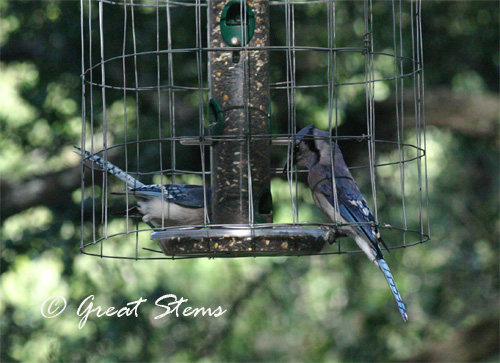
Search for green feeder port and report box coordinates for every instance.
[221,1,256,47]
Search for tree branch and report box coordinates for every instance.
[1,152,122,222]
[377,88,498,139]
[1,165,81,222]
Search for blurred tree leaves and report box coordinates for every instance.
[1,0,499,362]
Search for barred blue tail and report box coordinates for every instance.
[378,258,409,322]
[75,146,144,189]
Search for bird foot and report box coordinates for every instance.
[321,226,347,245]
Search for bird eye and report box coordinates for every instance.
[293,142,300,153]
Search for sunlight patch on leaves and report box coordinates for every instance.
[1,253,68,322]
[2,206,54,242]
[0,62,38,125]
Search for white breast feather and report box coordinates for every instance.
[137,199,204,227]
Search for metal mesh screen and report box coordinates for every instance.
[79,0,429,259]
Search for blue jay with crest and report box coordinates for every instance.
[75,147,210,227]
[289,125,408,322]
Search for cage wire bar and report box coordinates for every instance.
[79,0,429,260]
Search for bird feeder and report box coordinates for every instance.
[79,0,429,260]
[209,0,271,225]
[151,0,333,257]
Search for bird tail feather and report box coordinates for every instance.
[74,146,144,189]
[378,258,409,322]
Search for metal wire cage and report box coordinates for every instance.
[79,0,429,259]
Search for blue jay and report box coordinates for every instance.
[289,125,408,322]
[75,147,210,227]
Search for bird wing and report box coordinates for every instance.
[163,184,209,209]
[318,173,407,321]
[314,165,384,256]
[113,184,208,209]
[112,185,174,200]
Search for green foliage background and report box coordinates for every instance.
[1,0,498,362]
